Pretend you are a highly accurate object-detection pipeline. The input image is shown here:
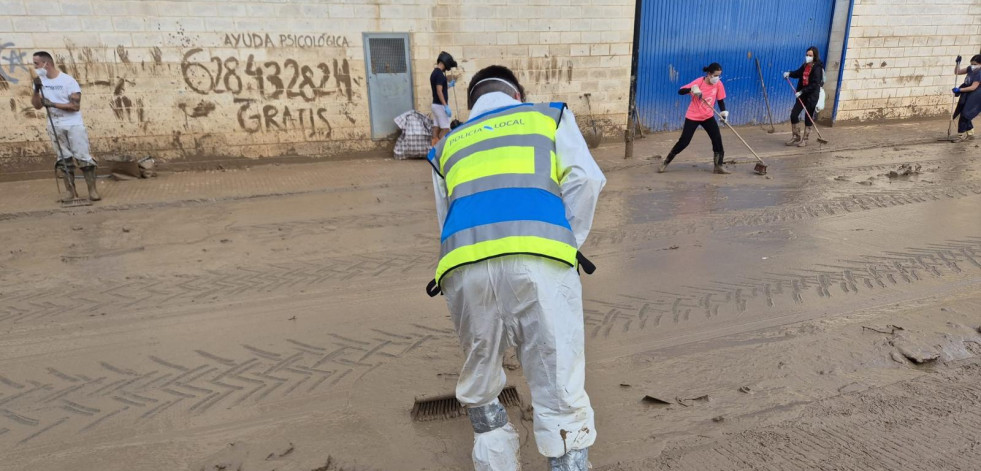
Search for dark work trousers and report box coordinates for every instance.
[667,117,724,163]
[959,115,974,133]
[790,92,819,126]
[954,90,978,133]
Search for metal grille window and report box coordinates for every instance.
[368,38,407,74]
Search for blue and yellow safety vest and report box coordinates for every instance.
[427,102,578,288]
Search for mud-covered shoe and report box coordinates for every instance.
[713,165,731,174]
[785,123,801,146]
[797,126,811,147]
[82,166,101,201]
[58,166,78,203]
[658,163,668,173]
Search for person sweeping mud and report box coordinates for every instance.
[783,47,825,147]
[426,65,605,470]
[31,51,100,202]
[659,62,731,174]
[952,54,981,141]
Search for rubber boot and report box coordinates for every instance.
[658,152,677,173]
[57,162,78,203]
[82,166,101,201]
[713,152,730,174]
[798,126,811,147]
[548,448,589,471]
[966,130,975,141]
[785,123,801,146]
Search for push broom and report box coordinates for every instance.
[699,96,768,175]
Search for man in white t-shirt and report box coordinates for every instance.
[31,51,101,202]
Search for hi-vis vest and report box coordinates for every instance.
[427,102,578,288]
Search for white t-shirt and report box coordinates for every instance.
[40,72,84,127]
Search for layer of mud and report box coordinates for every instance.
[1,127,980,470]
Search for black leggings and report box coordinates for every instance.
[668,118,723,160]
[790,93,818,126]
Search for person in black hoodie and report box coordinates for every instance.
[783,46,824,147]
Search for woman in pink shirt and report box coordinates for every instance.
[659,62,730,174]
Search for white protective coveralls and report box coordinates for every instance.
[431,91,606,469]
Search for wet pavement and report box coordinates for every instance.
[1,117,980,470]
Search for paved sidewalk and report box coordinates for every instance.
[0,116,970,218]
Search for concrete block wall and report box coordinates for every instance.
[0,0,633,177]
[836,0,981,121]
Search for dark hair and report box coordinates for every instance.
[971,54,981,64]
[807,46,823,66]
[703,63,722,74]
[33,51,54,64]
[437,51,457,69]
[466,65,525,109]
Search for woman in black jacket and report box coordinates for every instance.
[783,46,824,147]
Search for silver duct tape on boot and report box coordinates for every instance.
[548,448,589,471]
[467,400,509,434]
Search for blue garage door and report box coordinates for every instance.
[635,1,836,131]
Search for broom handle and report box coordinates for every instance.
[698,96,766,164]
[785,77,827,140]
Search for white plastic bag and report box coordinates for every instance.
[816,87,827,112]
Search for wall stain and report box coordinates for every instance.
[178,101,217,118]
[116,45,130,64]
[512,56,573,85]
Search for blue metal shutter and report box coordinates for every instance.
[635,0,836,131]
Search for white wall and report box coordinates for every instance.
[836,0,981,121]
[0,0,634,177]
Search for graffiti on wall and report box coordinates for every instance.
[234,98,333,136]
[1,41,31,89]
[181,49,353,101]
[224,32,350,49]
[180,45,356,137]
[2,33,361,162]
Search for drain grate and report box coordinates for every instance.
[411,386,522,422]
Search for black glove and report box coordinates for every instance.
[33,77,42,93]
[956,55,962,63]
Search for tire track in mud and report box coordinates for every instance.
[2,182,980,325]
[0,251,436,324]
[226,208,433,242]
[581,237,981,339]
[3,238,981,449]
[587,181,981,249]
[650,362,981,470]
[0,325,453,448]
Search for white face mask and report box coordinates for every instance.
[709,76,720,84]
[972,64,980,71]
[804,56,814,64]
[35,68,48,78]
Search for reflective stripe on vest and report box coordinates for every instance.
[429,102,577,285]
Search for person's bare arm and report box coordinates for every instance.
[31,78,42,109]
[43,92,81,112]
[960,81,980,93]
[436,85,447,106]
[61,92,82,111]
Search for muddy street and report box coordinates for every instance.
[2,123,981,470]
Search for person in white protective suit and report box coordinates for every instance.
[425,65,606,470]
